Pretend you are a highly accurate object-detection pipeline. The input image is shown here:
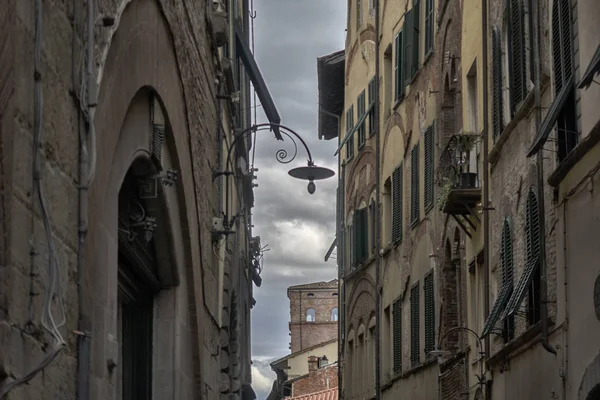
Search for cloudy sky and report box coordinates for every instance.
[248,0,346,398]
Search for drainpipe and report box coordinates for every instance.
[480,0,492,397]
[560,198,569,400]
[75,0,94,398]
[374,0,382,398]
[532,0,557,357]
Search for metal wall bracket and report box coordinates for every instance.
[139,169,179,199]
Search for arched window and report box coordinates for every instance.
[306,308,316,322]
[331,308,339,321]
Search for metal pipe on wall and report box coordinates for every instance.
[374,0,382,398]
[480,0,492,397]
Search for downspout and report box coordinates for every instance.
[340,161,346,399]
[374,0,382,398]
[76,0,94,398]
[481,0,492,398]
[561,197,569,400]
[532,0,557,356]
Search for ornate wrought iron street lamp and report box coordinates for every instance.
[212,123,335,236]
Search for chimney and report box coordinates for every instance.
[308,356,319,372]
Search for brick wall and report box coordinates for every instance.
[439,355,468,400]
[291,363,339,397]
[289,287,339,352]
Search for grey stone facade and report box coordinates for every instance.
[0,0,261,399]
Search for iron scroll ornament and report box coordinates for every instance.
[213,123,335,234]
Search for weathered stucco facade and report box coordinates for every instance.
[0,0,266,398]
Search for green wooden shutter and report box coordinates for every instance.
[395,31,404,101]
[410,143,420,226]
[393,299,402,373]
[424,124,434,211]
[403,10,413,85]
[392,165,403,243]
[355,208,368,263]
[358,91,366,148]
[424,0,433,54]
[412,0,421,77]
[349,221,355,269]
[410,283,420,366]
[492,26,504,139]
[553,0,573,93]
[346,106,355,159]
[508,0,526,113]
[369,202,376,254]
[424,271,435,355]
[368,78,377,137]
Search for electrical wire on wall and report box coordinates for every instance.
[0,1,66,397]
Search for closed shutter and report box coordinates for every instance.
[410,283,420,366]
[395,31,404,101]
[358,91,366,148]
[412,0,421,77]
[424,0,433,54]
[368,78,377,136]
[355,208,368,264]
[346,106,355,159]
[403,10,413,85]
[492,26,504,139]
[424,123,435,211]
[424,272,435,355]
[553,0,573,93]
[349,222,355,269]
[392,165,403,243]
[369,202,376,254]
[410,143,420,226]
[508,0,527,113]
[393,299,402,373]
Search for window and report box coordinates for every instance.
[392,298,402,373]
[348,220,355,269]
[369,201,377,255]
[332,307,339,321]
[424,0,434,55]
[410,143,420,227]
[503,189,542,325]
[410,282,420,366]
[492,26,504,139]
[357,0,363,28]
[391,164,403,243]
[424,123,435,212]
[346,106,355,160]
[306,308,316,322]
[394,31,405,101]
[424,271,435,356]
[507,0,528,113]
[358,91,366,148]
[354,207,369,264]
[368,78,377,137]
[403,0,420,82]
[481,218,514,342]
[553,0,577,161]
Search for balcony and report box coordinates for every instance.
[436,134,481,238]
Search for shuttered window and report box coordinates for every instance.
[354,208,369,264]
[369,201,376,255]
[348,222,355,270]
[410,143,420,227]
[481,218,514,339]
[393,298,402,373]
[424,271,435,356]
[508,0,527,114]
[368,77,377,137]
[392,165,403,244]
[424,0,434,55]
[346,106,355,159]
[552,0,577,161]
[492,26,504,139]
[424,123,435,212]
[403,10,413,85]
[410,283,420,366]
[395,31,405,101]
[358,91,366,148]
[411,0,421,77]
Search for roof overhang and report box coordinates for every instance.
[235,21,282,139]
[317,50,345,141]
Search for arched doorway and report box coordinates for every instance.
[579,353,600,400]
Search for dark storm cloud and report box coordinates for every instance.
[249,0,346,390]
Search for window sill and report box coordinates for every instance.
[393,95,405,112]
[343,256,376,280]
[547,116,600,187]
[423,50,434,66]
[489,73,550,168]
[383,357,438,388]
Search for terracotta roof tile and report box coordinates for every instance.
[285,387,338,400]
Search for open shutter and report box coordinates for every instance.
[492,26,503,138]
[412,0,421,77]
[424,272,435,355]
[410,283,420,366]
[410,143,420,226]
[403,10,413,85]
[424,123,434,211]
[393,299,402,373]
[508,0,526,113]
[392,165,403,243]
